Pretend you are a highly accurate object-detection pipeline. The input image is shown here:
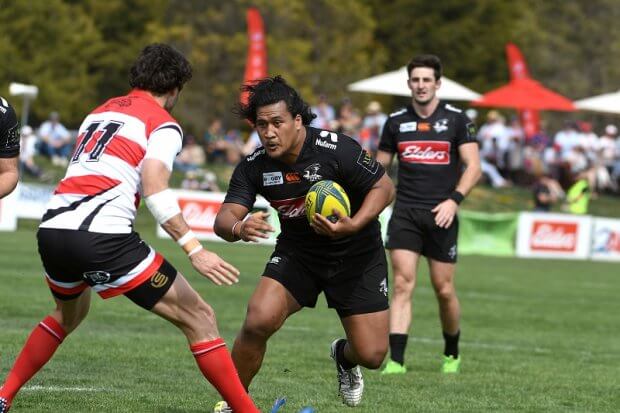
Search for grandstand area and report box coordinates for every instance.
[1,213,617,412]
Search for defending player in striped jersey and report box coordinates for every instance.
[0,96,20,198]
[0,44,259,413]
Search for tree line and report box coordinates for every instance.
[1,0,619,135]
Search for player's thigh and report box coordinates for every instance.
[390,249,421,283]
[52,289,92,333]
[428,258,457,294]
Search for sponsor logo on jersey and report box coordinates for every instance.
[263,172,284,186]
[357,149,379,174]
[399,121,417,133]
[269,256,281,265]
[83,270,111,284]
[319,130,338,142]
[285,172,302,183]
[303,163,322,182]
[433,118,449,133]
[398,141,451,164]
[418,122,431,132]
[150,271,169,288]
[530,221,577,252]
[246,148,265,162]
[270,196,306,219]
[316,139,337,150]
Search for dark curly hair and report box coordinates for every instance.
[129,43,192,95]
[407,54,442,81]
[235,76,315,125]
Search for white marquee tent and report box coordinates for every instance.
[574,91,620,114]
[347,67,481,101]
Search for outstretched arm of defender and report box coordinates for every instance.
[214,203,274,243]
[141,159,239,285]
[311,172,395,238]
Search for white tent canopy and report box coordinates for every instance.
[574,90,620,114]
[347,67,481,101]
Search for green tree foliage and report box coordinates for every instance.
[159,0,387,134]
[0,0,102,126]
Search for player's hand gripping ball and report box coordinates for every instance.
[305,180,350,224]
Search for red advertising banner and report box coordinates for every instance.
[241,8,267,105]
[506,43,539,139]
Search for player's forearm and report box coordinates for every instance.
[214,210,243,242]
[351,174,395,231]
[455,161,482,197]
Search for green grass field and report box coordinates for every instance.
[1,216,619,412]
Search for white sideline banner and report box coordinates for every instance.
[591,217,620,261]
[156,190,279,245]
[16,183,54,219]
[516,212,592,259]
[0,186,18,231]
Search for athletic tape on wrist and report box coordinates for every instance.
[144,189,181,225]
[177,230,196,247]
[188,245,203,257]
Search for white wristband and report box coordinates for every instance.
[144,189,181,225]
[177,230,196,246]
[188,245,203,257]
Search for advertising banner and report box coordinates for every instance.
[156,190,279,245]
[15,182,54,219]
[590,217,620,261]
[516,212,592,259]
[459,210,518,256]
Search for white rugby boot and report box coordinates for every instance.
[330,339,364,407]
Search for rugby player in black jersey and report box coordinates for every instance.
[214,76,395,408]
[376,55,481,375]
[0,97,20,199]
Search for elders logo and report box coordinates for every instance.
[398,141,451,164]
[270,196,306,219]
[178,199,220,232]
[530,221,578,252]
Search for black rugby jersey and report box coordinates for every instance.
[378,102,476,209]
[225,126,385,259]
[0,97,20,158]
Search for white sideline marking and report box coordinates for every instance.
[281,325,612,357]
[23,385,105,392]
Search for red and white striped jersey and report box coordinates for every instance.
[39,90,183,234]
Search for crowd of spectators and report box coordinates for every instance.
[20,100,620,215]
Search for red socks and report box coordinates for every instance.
[0,316,66,403]
[190,338,259,413]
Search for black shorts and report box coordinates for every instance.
[37,228,177,309]
[385,207,459,263]
[262,242,389,318]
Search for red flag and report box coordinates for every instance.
[506,43,539,139]
[241,8,267,105]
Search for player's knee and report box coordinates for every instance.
[186,299,217,335]
[393,274,415,295]
[357,345,387,370]
[241,304,281,339]
[434,283,455,302]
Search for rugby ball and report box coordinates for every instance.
[305,180,350,224]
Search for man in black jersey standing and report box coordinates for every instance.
[0,97,20,199]
[214,76,395,409]
[376,55,481,375]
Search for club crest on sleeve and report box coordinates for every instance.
[357,150,379,174]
